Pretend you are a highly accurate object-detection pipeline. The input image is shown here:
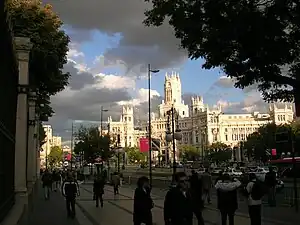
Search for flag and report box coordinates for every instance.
[139,138,149,152]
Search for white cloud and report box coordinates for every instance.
[118,88,160,106]
[96,73,136,90]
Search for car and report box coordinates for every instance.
[225,168,243,177]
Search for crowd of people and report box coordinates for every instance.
[40,167,277,225]
[133,167,277,225]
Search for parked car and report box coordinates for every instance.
[225,168,243,177]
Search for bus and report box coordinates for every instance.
[268,157,300,178]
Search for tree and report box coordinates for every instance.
[124,147,146,163]
[144,1,300,115]
[47,146,63,168]
[243,123,296,161]
[206,142,231,162]
[179,145,200,161]
[74,126,112,163]
[8,0,70,121]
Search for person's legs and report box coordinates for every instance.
[207,188,211,203]
[220,211,227,225]
[252,205,261,225]
[66,198,71,217]
[228,212,235,225]
[70,198,76,217]
[95,194,99,207]
[194,208,205,225]
[100,194,104,207]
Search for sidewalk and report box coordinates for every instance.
[24,185,90,225]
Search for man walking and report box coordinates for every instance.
[265,167,277,206]
[62,172,80,218]
[93,174,105,208]
[42,169,52,200]
[201,168,212,204]
[164,172,194,225]
[189,170,205,225]
[112,172,120,195]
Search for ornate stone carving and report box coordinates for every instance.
[14,37,33,51]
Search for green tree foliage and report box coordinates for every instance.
[206,142,231,162]
[243,123,295,161]
[74,126,112,163]
[8,0,70,121]
[179,145,200,161]
[124,147,146,163]
[47,145,63,168]
[144,1,300,107]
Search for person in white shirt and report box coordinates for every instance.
[246,173,262,225]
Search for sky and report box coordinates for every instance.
[43,0,268,145]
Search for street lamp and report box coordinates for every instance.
[165,106,182,179]
[148,63,159,186]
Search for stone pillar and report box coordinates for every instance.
[14,37,32,205]
[27,91,37,190]
[35,113,41,179]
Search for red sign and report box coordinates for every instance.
[139,138,149,152]
[271,149,277,156]
[65,153,71,161]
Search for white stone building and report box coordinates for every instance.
[105,72,294,162]
[40,124,63,167]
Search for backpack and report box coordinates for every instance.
[251,181,266,200]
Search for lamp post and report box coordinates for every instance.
[165,106,182,179]
[148,64,160,186]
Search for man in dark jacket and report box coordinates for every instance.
[215,173,241,225]
[164,172,193,225]
[133,176,153,225]
[265,167,277,206]
[62,172,80,218]
[189,170,204,225]
[93,174,105,208]
[42,170,52,200]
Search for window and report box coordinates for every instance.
[225,128,228,132]
[196,136,199,143]
[128,117,131,122]
[225,135,228,141]
[183,111,185,115]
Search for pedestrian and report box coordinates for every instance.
[265,166,277,206]
[246,173,264,225]
[201,168,213,204]
[164,172,193,225]
[189,170,205,225]
[215,173,241,225]
[62,172,80,218]
[93,174,105,208]
[133,176,154,225]
[52,170,61,192]
[41,169,52,200]
[112,172,120,195]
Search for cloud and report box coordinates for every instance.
[49,44,164,145]
[44,0,187,73]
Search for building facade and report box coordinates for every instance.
[105,72,294,162]
[40,124,62,167]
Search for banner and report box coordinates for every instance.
[139,138,149,152]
